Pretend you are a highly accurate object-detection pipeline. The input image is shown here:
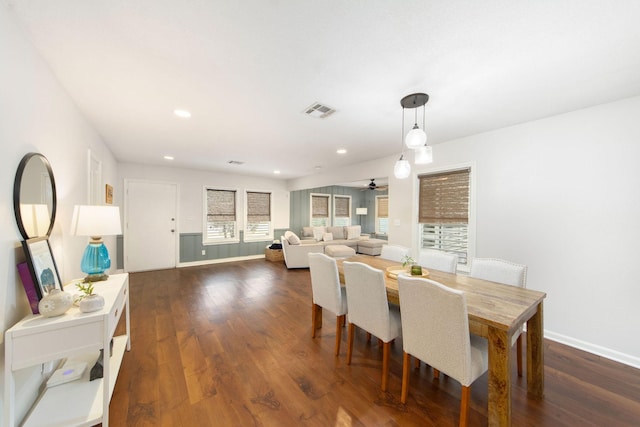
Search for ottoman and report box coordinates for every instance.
[325,244,356,258]
[357,239,386,256]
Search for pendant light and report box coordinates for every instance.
[414,144,433,164]
[394,98,412,179]
[402,93,429,149]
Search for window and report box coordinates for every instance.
[333,195,351,226]
[418,168,470,265]
[245,191,273,241]
[204,188,239,244]
[375,196,389,235]
[310,194,330,227]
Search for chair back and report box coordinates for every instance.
[398,275,480,386]
[308,253,346,315]
[343,262,396,342]
[418,250,458,273]
[470,258,527,288]
[380,244,410,262]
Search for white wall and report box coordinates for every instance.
[117,163,290,234]
[289,96,640,368]
[0,5,118,422]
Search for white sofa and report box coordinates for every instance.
[281,226,386,268]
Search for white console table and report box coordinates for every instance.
[4,273,131,427]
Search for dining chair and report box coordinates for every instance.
[343,261,402,391]
[380,244,410,262]
[470,257,528,376]
[398,275,488,427]
[308,253,348,356]
[418,249,459,273]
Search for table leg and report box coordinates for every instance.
[527,301,544,398]
[488,326,511,426]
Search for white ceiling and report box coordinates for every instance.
[7,0,640,180]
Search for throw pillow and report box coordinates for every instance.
[302,227,314,238]
[284,231,301,245]
[313,227,325,241]
[346,225,361,240]
[323,232,333,242]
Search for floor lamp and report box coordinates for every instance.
[356,208,368,232]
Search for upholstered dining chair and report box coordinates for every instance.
[308,253,348,356]
[380,244,410,262]
[398,275,488,427]
[343,261,402,391]
[470,257,528,376]
[418,249,459,274]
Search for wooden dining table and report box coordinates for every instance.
[333,255,546,427]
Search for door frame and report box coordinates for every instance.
[123,179,180,272]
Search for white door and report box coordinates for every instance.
[125,180,178,272]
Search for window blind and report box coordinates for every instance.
[334,196,350,217]
[247,191,271,222]
[207,189,236,221]
[377,196,389,218]
[418,169,470,224]
[311,195,329,218]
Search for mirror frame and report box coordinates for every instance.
[13,152,57,240]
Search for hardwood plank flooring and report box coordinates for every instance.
[109,259,640,426]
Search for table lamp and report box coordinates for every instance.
[70,205,122,282]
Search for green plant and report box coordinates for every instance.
[401,255,415,268]
[76,281,95,300]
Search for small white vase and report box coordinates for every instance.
[79,294,105,313]
[39,289,73,317]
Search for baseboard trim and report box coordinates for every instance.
[545,330,640,369]
[178,254,265,268]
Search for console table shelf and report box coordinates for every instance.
[4,273,131,427]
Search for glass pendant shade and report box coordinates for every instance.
[415,145,433,164]
[405,125,427,149]
[394,156,411,179]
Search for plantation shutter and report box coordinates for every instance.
[418,169,470,224]
[207,189,236,221]
[247,191,271,222]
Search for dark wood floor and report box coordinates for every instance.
[109,259,640,426]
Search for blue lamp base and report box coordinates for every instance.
[81,239,111,282]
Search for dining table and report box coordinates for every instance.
[331,255,547,427]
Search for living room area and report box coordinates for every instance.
[2,1,640,426]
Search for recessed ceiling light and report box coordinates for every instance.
[273,170,281,175]
[163,155,174,160]
[337,149,347,154]
[173,109,191,119]
[314,165,322,170]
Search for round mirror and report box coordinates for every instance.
[13,153,57,240]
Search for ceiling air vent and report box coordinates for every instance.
[304,102,336,119]
[227,160,244,165]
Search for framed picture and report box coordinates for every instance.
[22,237,63,300]
[105,184,113,204]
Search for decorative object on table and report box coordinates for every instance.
[385,266,429,279]
[410,264,423,276]
[70,205,122,282]
[46,362,87,388]
[394,93,432,179]
[76,281,105,313]
[21,236,64,299]
[38,286,73,318]
[401,255,415,270]
[90,349,104,381]
[17,262,40,314]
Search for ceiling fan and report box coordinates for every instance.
[362,178,388,191]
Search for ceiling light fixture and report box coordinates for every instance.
[273,170,281,174]
[173,109,191,119]
[337,149,347,154]
[402,93,429,149]
[163,155,174,160]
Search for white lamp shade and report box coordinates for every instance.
[70,205,122,237]
[356,208,368,215]
[405,126,427,149]
[394,158,411,179]
[20,204,50,236]
[415,145,433,164]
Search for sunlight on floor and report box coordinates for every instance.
[334,406,353,427]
